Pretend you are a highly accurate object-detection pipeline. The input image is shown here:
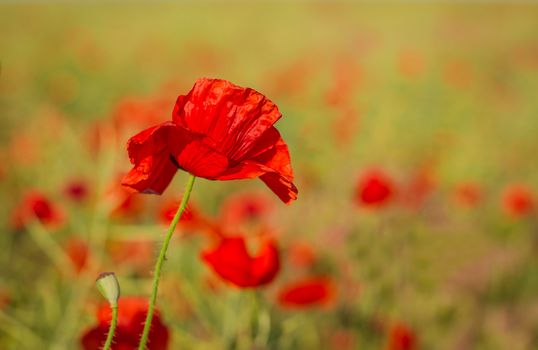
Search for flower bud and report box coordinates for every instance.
[96,272,120,307]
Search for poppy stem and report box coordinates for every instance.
[103,305,118,350]
[138,174,196,350]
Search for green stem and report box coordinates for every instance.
[138,174,196,350]
[103,306,118,350]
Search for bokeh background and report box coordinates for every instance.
[1,2,538,350]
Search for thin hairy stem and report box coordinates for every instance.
[138,174,196,350]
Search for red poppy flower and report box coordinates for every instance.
[158,199,200,228]
[453,182,481,208]
[202,235,280,288]
[502,184,534,218]
[64,237,90,274]
[64,179,89,202]
[287,241,316,269]
[355,170,394,208]
[122,78,298,204]
[220,191,273,228]
[107,175,144,219]
[277,277,335,308]
[11,191,63,230]
[386,322,418,350]
[112,95,170,135]
[81,297,169,350]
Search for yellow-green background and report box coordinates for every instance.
[1,3,537,350]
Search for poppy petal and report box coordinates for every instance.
[174,138,229,178]
[122,122,179,194]
[215,129,297,203]
[172,78,282,161]
[278,277,334,308]
[202,236,279,288]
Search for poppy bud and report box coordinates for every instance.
[96,272,120,307]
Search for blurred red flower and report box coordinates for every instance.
[122,78,298,204]
[107,176,144,219]
[219,191,273,228]
[386,322,418,350]
[287,241,316,269]
[502,184,535,218]
[81,297,169,350]
[355,170,394,208]
[277,277,334,308]
[202,235,280,288]
[11,191,63,230]
[112,95,170,135]
[64,237,90,274]
[453,182,482,208]
[158,199,200,228]
[64,179,89,202]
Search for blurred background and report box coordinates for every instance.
[1,2,537,350]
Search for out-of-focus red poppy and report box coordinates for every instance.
[107,176,144,219]
[277,277,335,309]
[159,199,202,229]
[122,78,298,204]
[453,182,482,208]
[287,241,316,269]
[112,95,171,135]
[386,322,418,350]
[64,237,90,274]
[108,240,154,274]
[81,297,169,350]
[355,170,394,208]
[502,184,534,218]
[64,179,89,203]
[11,191,63,230]
[202,235,280,288]
[219,192,273,228]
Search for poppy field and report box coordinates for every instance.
[1,3,538,350]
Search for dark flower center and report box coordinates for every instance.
[169,154,181,169]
